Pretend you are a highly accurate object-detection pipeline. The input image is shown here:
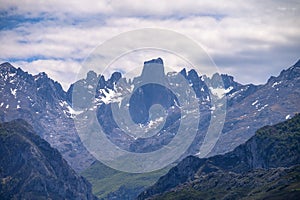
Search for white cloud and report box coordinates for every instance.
[0,0,240,18]
[0,0,299,89]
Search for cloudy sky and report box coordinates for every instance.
[0,0,299,90]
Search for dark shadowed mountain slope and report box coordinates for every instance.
[138,113,300,199]
[0,119,97,200]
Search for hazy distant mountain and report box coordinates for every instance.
[1,59,299,166]
[138,113,300,200]
[68,58,300,157]
[0,62,94,172]
[0,119,97,200]
[212,59,300,156]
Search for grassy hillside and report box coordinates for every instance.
[81,161,170,199]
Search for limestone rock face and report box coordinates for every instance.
[141,58,165,84]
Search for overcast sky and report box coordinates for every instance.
[0,0,299,90]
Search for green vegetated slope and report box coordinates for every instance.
[81,161,170,199]
[138,114,300,200]
[152,166,300,200]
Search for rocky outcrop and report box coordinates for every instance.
[141,57,165,84]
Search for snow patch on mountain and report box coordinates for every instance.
[257,104,268,112]
[99,88,123,106]
[272,81,282,87]
[252,100,259,106]
[10,88,17,98]
[59,100,84,117]
[209,86,233,98]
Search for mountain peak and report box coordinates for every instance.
[293,59,300,67]
[140,58,165,84]
[86,70,97,81]
[0,62,13,67]
[143,57,163,65]
[34,72,48,80]
[0,62,17,72]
